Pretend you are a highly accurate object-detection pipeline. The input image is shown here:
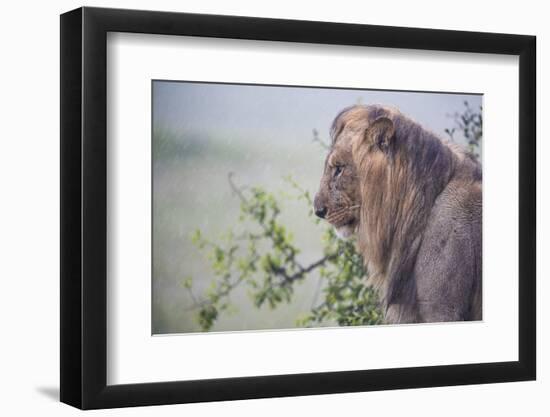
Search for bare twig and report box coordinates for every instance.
[268,254,336,285]
[312,128,330,150]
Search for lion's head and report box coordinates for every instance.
[312,130,361,239]
[313,105,397,239]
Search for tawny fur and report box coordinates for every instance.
[314,105,482,324]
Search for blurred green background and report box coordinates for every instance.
[152,81,482,334]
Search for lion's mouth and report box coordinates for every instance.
[333,218,358,239]
[329,216,356,228]
[325,205,360,239]
[341,218,356,227]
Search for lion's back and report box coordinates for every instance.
[413,174,482,323]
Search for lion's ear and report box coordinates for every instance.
[365,117,395,152]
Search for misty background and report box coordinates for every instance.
[152,81,482,334]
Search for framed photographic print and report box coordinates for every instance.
[60,6,536,409]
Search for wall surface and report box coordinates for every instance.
[0,0,546,415]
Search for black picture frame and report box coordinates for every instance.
[60,6,536,410]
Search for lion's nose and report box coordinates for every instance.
[314,194,328,219]
[315,206,328,219]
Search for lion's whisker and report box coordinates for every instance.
[326,207,347,221]
[328,213,347,223]
[326,204,361,223]
[327,210,343,220]
[328,210,349,224]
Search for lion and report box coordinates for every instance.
[313,104,482,324]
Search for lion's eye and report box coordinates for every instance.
[334,165,343,178]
